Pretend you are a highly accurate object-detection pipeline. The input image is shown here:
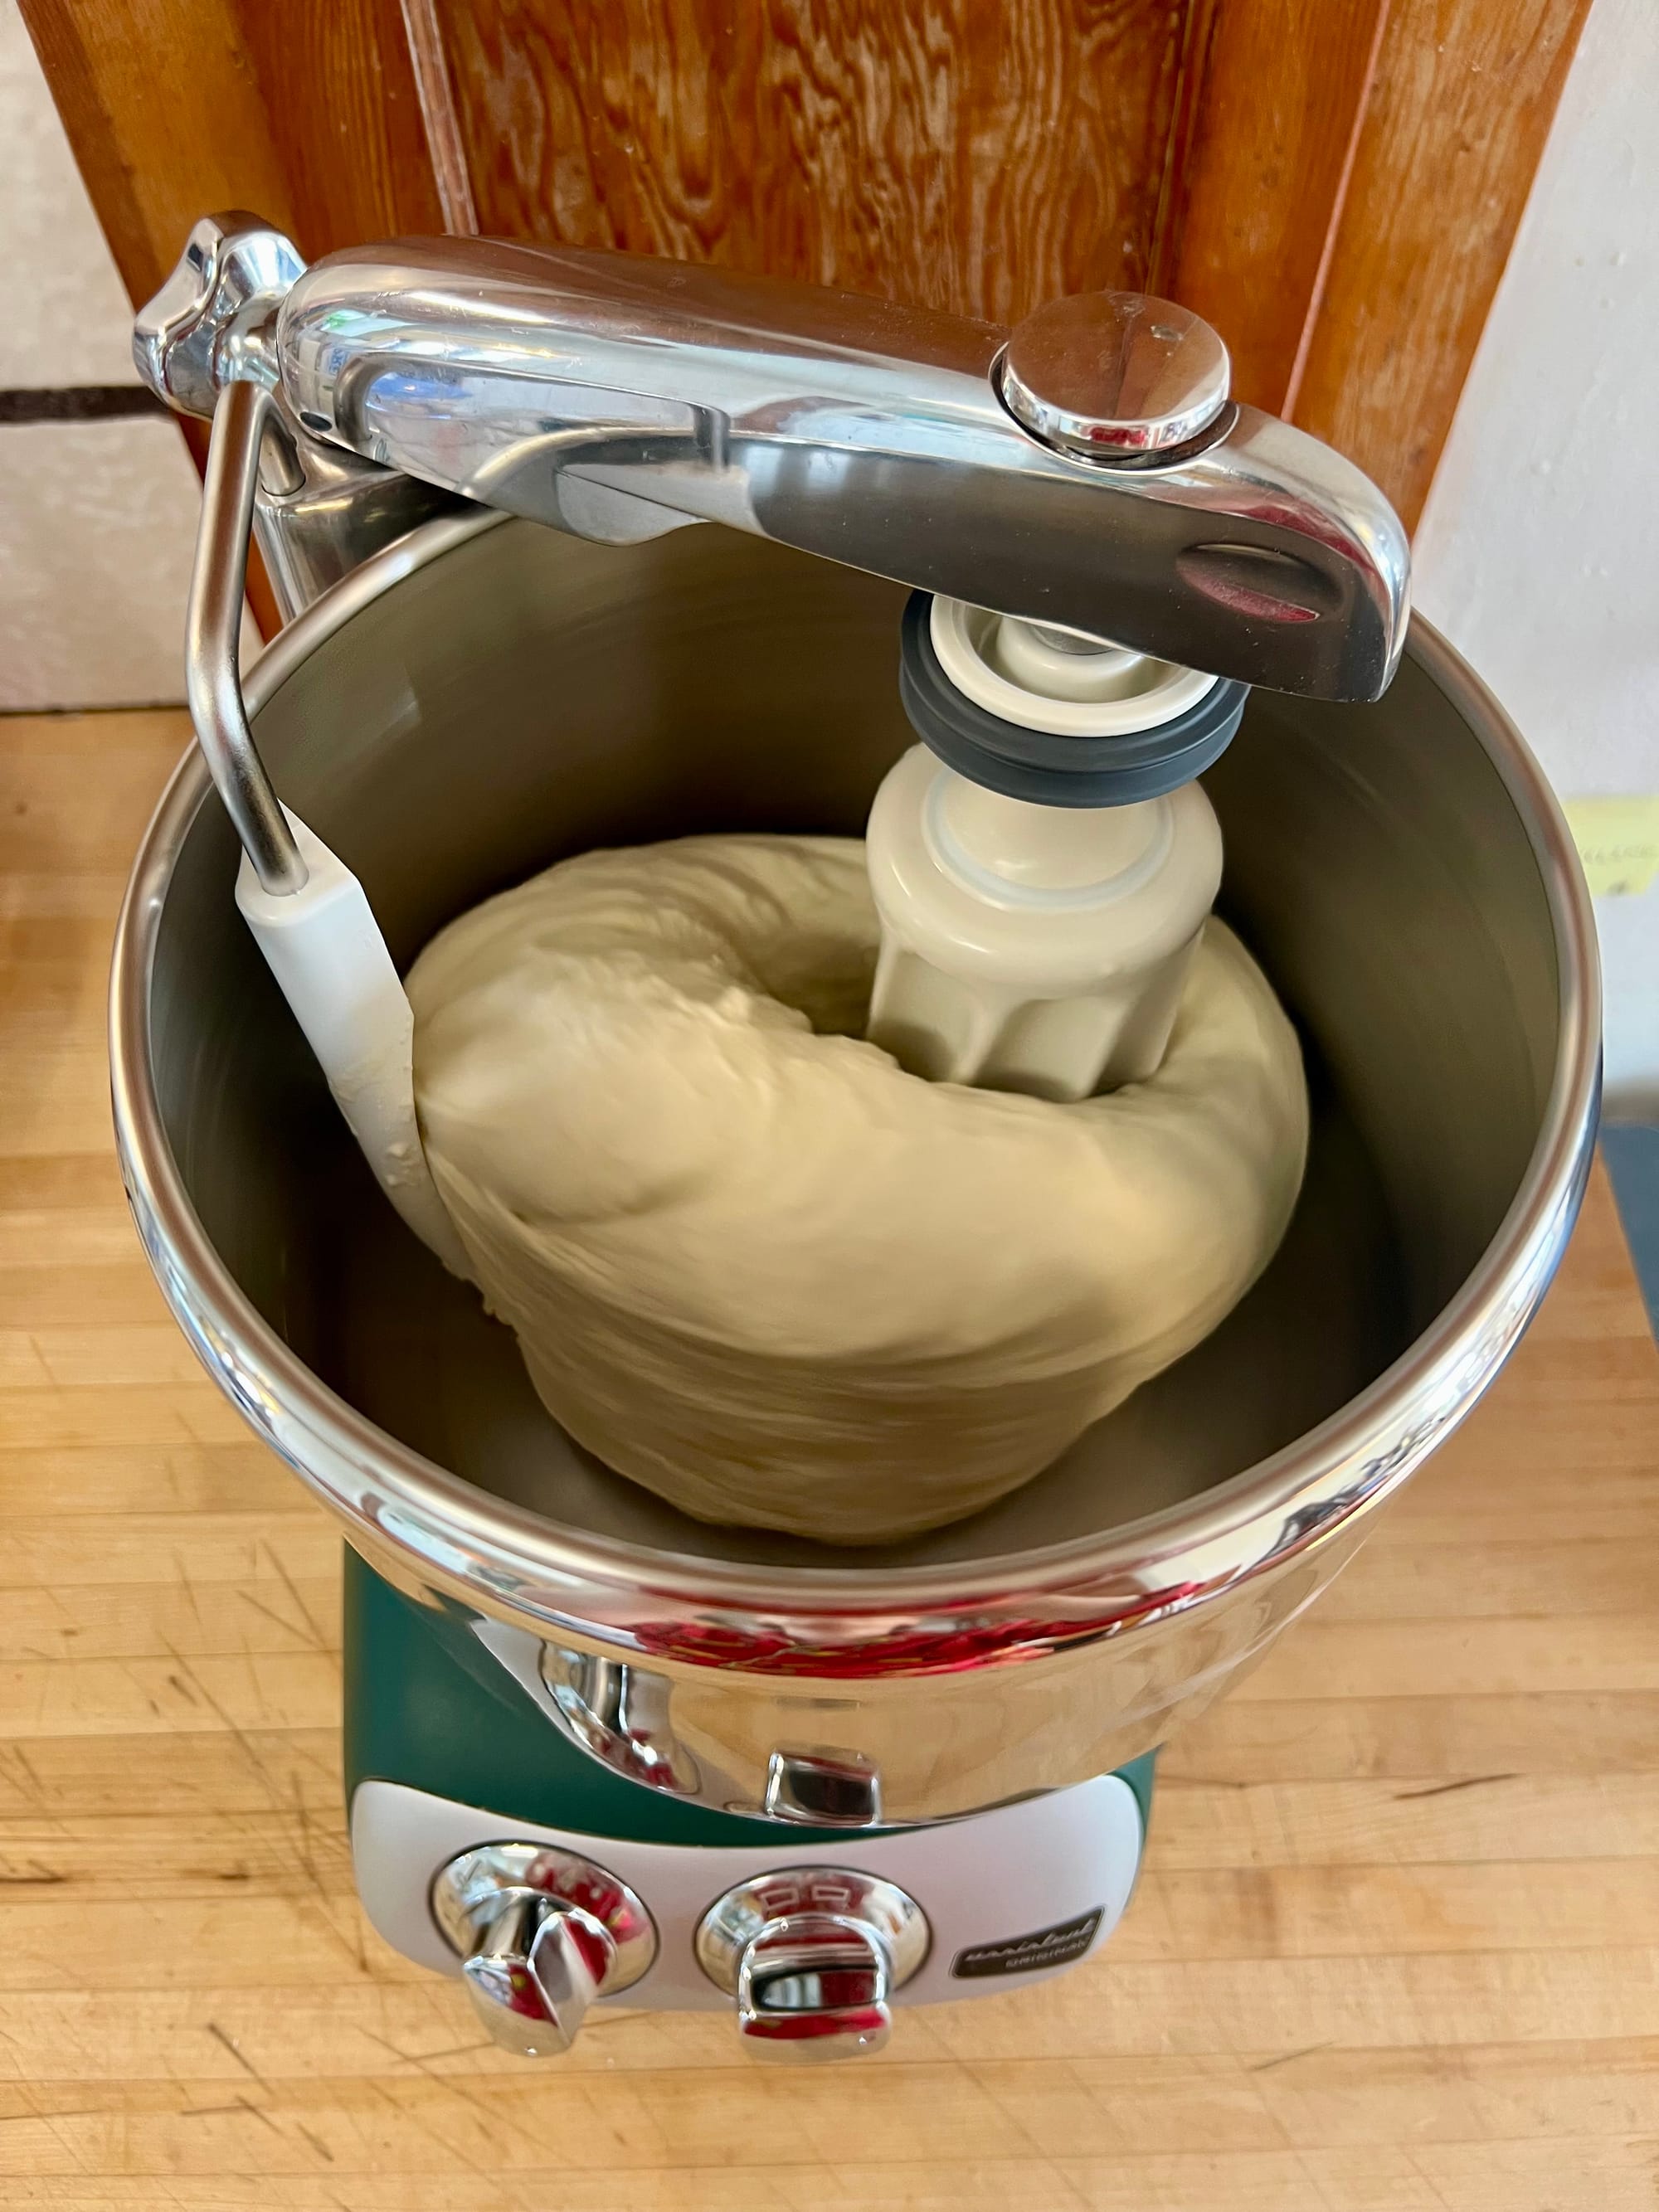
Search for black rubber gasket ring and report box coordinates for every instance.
[898,590,1248,807]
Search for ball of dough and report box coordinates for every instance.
[408,834,1307,1544]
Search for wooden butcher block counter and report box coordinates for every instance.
[1,707,1656,2212]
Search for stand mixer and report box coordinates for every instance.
[110,214,1599,2062]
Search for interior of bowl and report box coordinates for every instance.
[146,517,1562,1569]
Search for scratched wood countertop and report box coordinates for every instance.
[1,706,1657,2212]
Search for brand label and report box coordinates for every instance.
[951,1906,1104,1980]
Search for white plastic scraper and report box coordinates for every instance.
[235,811,470,1275]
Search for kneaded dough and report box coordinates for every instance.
[408,834,1308,1544]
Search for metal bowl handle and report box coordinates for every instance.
[187,378,309,895]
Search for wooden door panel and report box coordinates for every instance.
[233,0,449,254]
[1292,0,1593,525]
[19,0,298,309]
[20,0,1595,532]
[435,0,1189,322]
[1152,0,1391,419]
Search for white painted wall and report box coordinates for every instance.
[1413,0,1659,1116]
[0,0,205,711]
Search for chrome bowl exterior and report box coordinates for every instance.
[109,512,1599,1822]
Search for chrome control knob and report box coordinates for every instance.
[459,1887,610,2055]
[1000,291,1231,461]
[695,1869,928,2062]
[432,1844,655,2058]
[133,211,305,417]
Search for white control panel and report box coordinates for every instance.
[353,1772,1145,2012]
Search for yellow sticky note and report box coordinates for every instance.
[1562,797,1659,898]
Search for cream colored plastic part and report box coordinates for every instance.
[865,603,1224,1101]
[866,751,1221,1099]
[929,598,1218,735]
[235,813,470,1274]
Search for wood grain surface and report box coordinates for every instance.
[437,0,1185,320]
[1,702,1657,2208]
[17,0,443,308]
[1151,0,1392,418]
[20,0,1595,531]
[1289,0,1596,529]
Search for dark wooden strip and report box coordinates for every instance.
[397,0,479,234]
[0,386,166,424]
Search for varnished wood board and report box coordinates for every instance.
[1290,0,1595,528]
[0,707,1656,2211]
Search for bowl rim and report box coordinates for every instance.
[108,508,1601,1649]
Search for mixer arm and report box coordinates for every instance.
[136,213,1409,705]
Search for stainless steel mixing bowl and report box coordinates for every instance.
[110,511,1598,1821]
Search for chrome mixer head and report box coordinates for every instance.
[137,214,1410,718]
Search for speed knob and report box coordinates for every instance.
[432,1843,656,2057]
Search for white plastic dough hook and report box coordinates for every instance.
[865,598,1238,1101]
